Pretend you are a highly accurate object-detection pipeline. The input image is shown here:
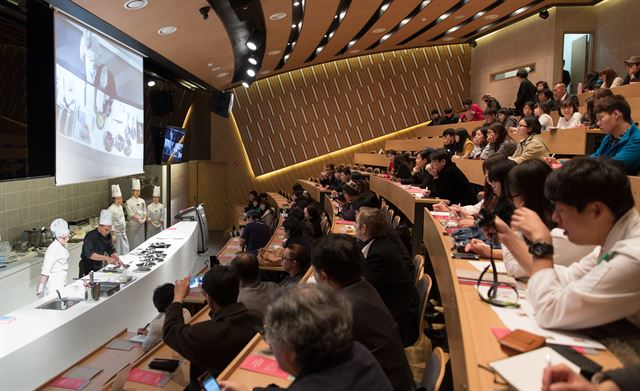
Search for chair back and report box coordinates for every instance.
[420,347,446,391]
[391,215,401,230]
[416,273,432,333]
[413,254,425,287]
[385,208,394,225]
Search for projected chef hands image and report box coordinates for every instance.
[162,127,185,164]
[54,14,143,185]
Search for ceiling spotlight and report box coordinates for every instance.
[268,50,281,56]
[339,11,346,20]
[442,37,454,42]
[539,9,549,19]
[291,24,296,28]
[147,80,156,87]
[400,18,410,27]
[380,3,390,13]
[246,41,257,51]
[484,14,499,20]
[380,33,391,42]
[293,1,300,6]
[246,69,256,77]
[248,57,258,65]
[372,27,386,34]
[157,26,177,35]
[199,6,210,20]
[468,39,477,48]
[269,12,287,21]
[124,0,148,10]
[242,81,250,88]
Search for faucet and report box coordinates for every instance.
[56,290,67,309]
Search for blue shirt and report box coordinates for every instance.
[240,220,271,254]
[591,123,640,175]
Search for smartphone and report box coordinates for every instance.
[199,373,222,391]
[451,252,480,260]
[189,276,203,288]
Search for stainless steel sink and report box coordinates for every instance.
[36,299,82,310]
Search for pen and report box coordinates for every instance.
[551,153,556,158]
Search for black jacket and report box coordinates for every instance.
[514,78,537,115]
[431,163,477,206]
[438,114,459,124]
[257,342,393,391]
[363,236,420,347]
[341,279,415,391]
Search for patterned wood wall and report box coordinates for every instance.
[232,44,471,175]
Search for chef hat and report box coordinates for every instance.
[132,178,141,191]
[99,209,113,226]
[153,186,161,197]
[111,184,122,198]
[50,218,70,238]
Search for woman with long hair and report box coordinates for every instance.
[480,123,517,159]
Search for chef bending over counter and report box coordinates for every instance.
[79,209,123,278]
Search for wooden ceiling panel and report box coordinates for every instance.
[412,0,495,44]
[447,0,532,40]
[260,0,293,75]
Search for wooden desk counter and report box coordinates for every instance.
[422,210,621,391]
[353,152,389,167]
[385,137,443,152]
[414,121,485,139]
[297,179,331,203]
[454,158,484,186]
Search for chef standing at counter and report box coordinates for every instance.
[146,185,165,239]
[126,178,147,250]
[108,184,129,255]
[79,209,123,278]
[37,219,70,296]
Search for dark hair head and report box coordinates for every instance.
[540,89,554,100]
[442,128,456,138]
[394,153,412,170]
[305,204,321,222]
[352,191,380,211]
[292,183,303,192]
[488,158,516,183]
[288,207,305,220]
[487,122,510,146]
[342,168,351,176]
[560,98,578,113]
[357,207,387,237]
[258,192,268,201]
[311,234,363,286]
[545,157,634,220]
[342,180,361,197]
[429,148,452,164]
[454,128,470,153]
[594,94,632,124]
[536,80,549,89]
[521,116,542,135]
[325,163,335,171]
[430,109,440,115]
[523,101,536,113]
[462,98,473,107]
[599,66,619,85]
[593,87,614,101]
[284,243,310,272]
[417,147,436,161]
[284,216,304,236]
[507,159,554,226]
[249,190,258,198]
[535,101,551,115]
[484,109,497,117]
[385,149,397,156]
[230,252,260,284]
[202,266,240,307]
[444,107,453,114]
[498,107,513,116]
[152,283,175,313]
[480,153,508,207]
[516,69,529,78]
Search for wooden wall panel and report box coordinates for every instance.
[233,45,471,175]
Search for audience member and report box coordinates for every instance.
[244,190,259,213]
[511,158,640,330]
[483,109,499,126]
[622,55,640,85]
[481,123,517,159]
[258,197,276,229]
[428,148,477,205]
[510,116,549,163]
[393,153,413,180]
[280,243,310,287]
[543,363,640,391]
[522,101,535,117]
[219,284,393,391]
[537,88,554,105]
[582,88,614,127]
[468,127,488,159]
[453,128,474,157]
[320,164,337,188]
[583,71,602,92]
[386,149,397,175]
[428,109,441,126]
[288,207,315,238]
[239,209,271,255]
[514,69,538,116]
[311,235,415,391]
[442,128,456,155]
[401,148,433,187]
[163,267,263,390]
[460,98,485,122]
[230,252,278,314]
[303,205,323,239]
[482,93,501,112]
[536,80,550,95]
[552,82,579,112]
[355,207,420,347]
[439,107,459,124]
[562,59,571,87]
[137,283,191,352]
[340,180,362,221]
[557,98,583,129]
[283,216,313,253]
[497,107,518,131]
[534,101,554,130]
[600,66,624,88]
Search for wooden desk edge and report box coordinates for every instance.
[217,333,263,381]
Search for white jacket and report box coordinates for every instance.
[528,209,640,330]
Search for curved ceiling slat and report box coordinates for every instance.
[311,0,383,65]
[347,0,424,54]
[281,0,341,72]
[73,0,235,89]
[449,0,532,40]
[461,2,556,41]
[260,0,293,76]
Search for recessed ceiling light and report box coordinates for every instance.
[291,24,296,28]
[438,13,450,22]
[246,41,257,51]
[454,15,465,20]
[211,67,221,71]
[380,3,390,12]
[123,0,148,10]
[339,11,347,20]
[293,1,300,6]
[217,72,229,78]
[269,12,287,21]
[513,6,529,15]
[421,17,427,22]
[207,62,213,67]
[242,81,250,88]
[248,57,258,65]
[372,27,386,34]
[157,26,177,35]
[484,14,499,20]
[246,69,256,77]
[350,49,361,54]
[268,50,281,56]
[381,33,391,41]
[447,25,461,34]
[400,18,410,27]
[146,80,155,87]
[442,37,454,42]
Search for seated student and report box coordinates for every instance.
[497,107,518,132]
[543,363,640,391]
[355,207,420,347]
[557,98,583,129]
[439,107,459,124]
[320,164,337,187]
[534,101,554,130]
[535,80,550,97]
[244,190,259,213]
[483,109,499,127]
[311,235,415,391]
[339,180,361,221]
[487,159,596,279]
[230,252,278,314]
[509,116,549,163]
[288,207,315,238]
[481,123,517,159]
[258,197,276,229]
[428,148,477,206]
[442,128,456,155]
[327,166,344,191]
[522,101,535,118]
[219,284,394,391]
[303,205,323,239]
[280,243,310,286]
[537,88,554,106]
[622,55,640,85]
[340,167,351,185]
[591,94,640,175]
[510,158,640,330]
[428,108,441,126]
[282,216,314,253]
[482,93,501,112]
[137,283,192,352]
[385,149,397,175]
[392,153,413,180]
[163,267,263,390]
[291,189,312,210]
[453,128,474,157]
[468,127,488,159]
[459,98,485,122]
[239,209,271,255]
[581,88,614,128]
[552,82,579,112]
[401,148,434,188]
[599,66,624,88]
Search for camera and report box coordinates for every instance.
[475,207,496,230]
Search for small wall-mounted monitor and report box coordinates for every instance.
[161,126,185,164]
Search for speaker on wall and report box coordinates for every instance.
[149,90,174,116]
[209,90,234,118]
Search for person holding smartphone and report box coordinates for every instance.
[137,283,191,352]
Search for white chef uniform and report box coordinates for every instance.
[126,178,147,250]
[146,186,165,239]
[108,184,129,255]
[40,219,70,295]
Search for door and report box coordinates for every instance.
[570,35,589,93]
[196,161,228,230]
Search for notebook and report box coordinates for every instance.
[489,347,580,390]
